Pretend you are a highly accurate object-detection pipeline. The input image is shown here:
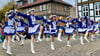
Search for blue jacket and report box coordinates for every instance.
[17,12,44,27]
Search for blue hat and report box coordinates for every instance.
[7,10,13,14]
[49,15,56,19]
[27,9,35,13]
[84,16,89,19]
[80,16,84,19]
[72,18,78,22]
[65,16,71,20]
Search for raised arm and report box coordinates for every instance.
[9,13,16,19]
[14,18,20,22]
[17,12,29,18]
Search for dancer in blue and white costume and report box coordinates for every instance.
[14,17,27,45]
[94,21,99,36]
[77,17,87,45]
[43,15,61,50]
[2,10,16,55]
[15,9,46,54]
[59,16,75,47]
[84,17,94,42]
[43,23,50,41]
[57,17,65,42]
[71,18,79,40]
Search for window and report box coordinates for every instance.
[64,6,67,11]
[78,0,81,3]
[39,5,42,11]
[28,0,34,4]
[43,4,46,10]
[82,5,89,16]
[39,4,47,11]
[18,2,23,6]
[95,4,100,16]
[82,0,88,2]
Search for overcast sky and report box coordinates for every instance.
[0,0,75,9]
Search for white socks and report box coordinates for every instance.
[21,38,24,45]
[12,35,16,43]
[16,35,20,42]
[72,34,76,40]
[57,33,62,42]
[38,32,42,41]
[84,31,90,43]
[31,42,35,54]
[80,36,84,45]
[67,41,71,47]
[2,39,7,50]
[20,35,26,38]
[46,38,49,41]
[6,46,12,55]
[51,42,55,50]
[91,35,94,41]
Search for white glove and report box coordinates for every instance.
[15,9,18,13]
[59,16,62,19]
[44,16,46,19]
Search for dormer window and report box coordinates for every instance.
[28,0,34,4]
[18,2,23,6]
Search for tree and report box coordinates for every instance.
[0,2,14,20]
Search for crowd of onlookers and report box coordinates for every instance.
[0,21,5,43]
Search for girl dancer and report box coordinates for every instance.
[71,18,78,40]
[14,16,27,45]
[43,23,50,41]
[77,17,87,45]
[57,17,65,42]
[16,9,46,53]
[85,17,94,42]
[60,16,75,47]
[43,15,61,50]
[2,10,16,54]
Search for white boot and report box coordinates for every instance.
[67,41,71,47]
[6,46,12,55]
[20,35,26,38]
[21,38,24,46]
[80,36,84,45]
[38,32,42,41]
[11,35,15,43]
[72,34,76,40]
[46,38,49,41]
[31,42,35,54]
[51,42,55,50]
[91,35,94,41]
[57,33,62,42]
[84,31,90,43]
[16,35,20,42]
[2,39,7,50]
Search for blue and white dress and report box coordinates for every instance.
[15,19,28,32]
[17,12,45,35]
[4,13,16,35]
[46,21,58,35]
[94,24,99,32]
[77,21,87,33]
[59,20,75,34]
[43,24,49,34]
[86,20,94,32]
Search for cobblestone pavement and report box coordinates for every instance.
[0,36,100,56]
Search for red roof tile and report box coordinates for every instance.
[19,0,72,8]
